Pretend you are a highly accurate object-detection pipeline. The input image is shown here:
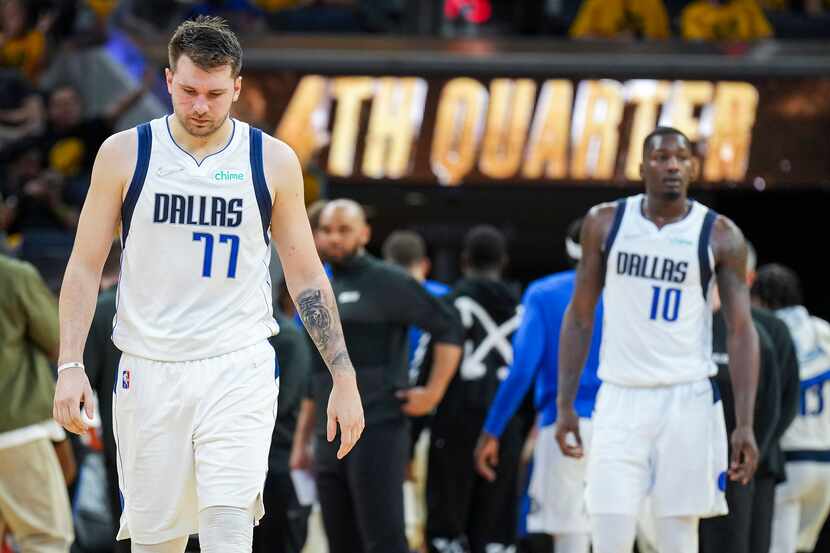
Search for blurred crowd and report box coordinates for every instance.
[86,0,830,39]
[89,0,830,39]
[0,0,160,291]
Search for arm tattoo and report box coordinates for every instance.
[331,351,350,370]
[298,289,332,347]
[297,288,353,375]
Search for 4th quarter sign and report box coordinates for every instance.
[273,75,759,186]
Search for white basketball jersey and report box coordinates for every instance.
[777,306,830,452]
[112,116,279,361]
[598,194,717,386]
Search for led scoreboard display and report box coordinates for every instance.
[238,73,830,188]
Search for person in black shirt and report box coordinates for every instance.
[426,225,525,553]
[699,284,781,553]
[302,199,463,553]
[253,279,314,553]
[745,244,800,553]
[752,264,830,553]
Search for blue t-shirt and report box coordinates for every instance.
[483,270,603,436]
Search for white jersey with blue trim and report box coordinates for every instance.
[598,193,717,387]
[112,116,279,362]
[776,306,830,452]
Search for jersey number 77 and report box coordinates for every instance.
[193,232,240,278]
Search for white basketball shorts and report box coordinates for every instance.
[527,419,593,535]
[113,341,279,544]
[586,378,728,518]
[770,459,830,552]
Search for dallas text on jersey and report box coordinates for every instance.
[152,193,244,228]
[615,251,689,284]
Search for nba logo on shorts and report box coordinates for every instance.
[122,369,131,390]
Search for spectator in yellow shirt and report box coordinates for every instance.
[0,0,48,83]
[682,0,773,40]
[570,0,671,39]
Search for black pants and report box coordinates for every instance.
[253,471,311,553]
[517,534,553,553]
[315,420,409,553]
[749,474,776,553]
[426,418,523,553]
[699,479,755,553]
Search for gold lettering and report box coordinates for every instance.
[658,81,713,141]
[362,78,427,179]
[624,80,670,180]
[430,78,488,186]
[276,75,329,168]
[328,77,374,177]
[703,82,759,182]
[479,79,537,179]
[522,80,573,180]
[570,80,624,180]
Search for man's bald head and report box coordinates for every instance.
[321,199,368,226]
[317,198,371,264]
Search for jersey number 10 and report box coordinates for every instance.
[650,286,682,322]
[193,232,240,278]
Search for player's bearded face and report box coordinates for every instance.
[167,55,240,138]
[641,135,697,201]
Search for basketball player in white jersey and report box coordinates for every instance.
[51,16,364,553]
[555,127,760,553]
[752,264,830,553]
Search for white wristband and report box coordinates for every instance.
[57,362,85,374]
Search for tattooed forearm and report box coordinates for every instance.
[296,288,354,375]
[298,289,332,347]
[330,351,350,372]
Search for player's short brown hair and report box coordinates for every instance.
[168,16,242,77]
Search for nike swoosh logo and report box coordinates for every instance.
[156,166,184,177]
